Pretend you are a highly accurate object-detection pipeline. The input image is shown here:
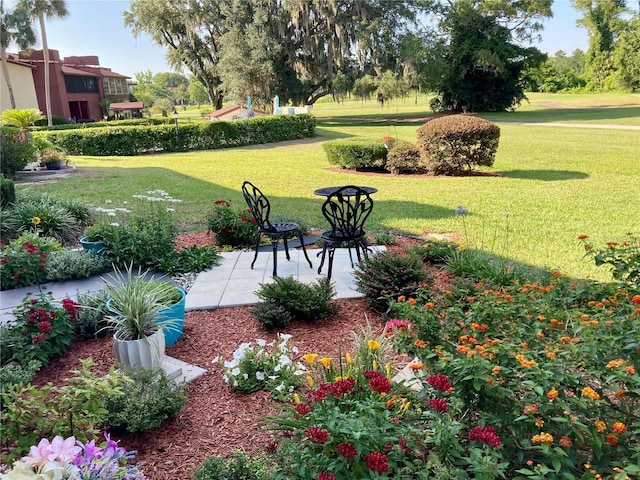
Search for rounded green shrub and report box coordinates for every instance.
[322,138,388,170]
[354,251,431,312]
[0,127,36,176]
[385,142,426,174]
[0,178,16,208]
[194,451,274,480]
[416,115,500,176]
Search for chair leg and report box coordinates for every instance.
[270,239,279,277]
[250,232,261,269]
[297,230,313,269]
[283,236,291,261]
[326,247,336,281]
[317,244,327,274]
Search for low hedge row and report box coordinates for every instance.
[31,118,166,131]
[34,115,316,156]
[321,137,388,170]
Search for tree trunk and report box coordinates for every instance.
[1,51,17,109]
[39,14,53,127]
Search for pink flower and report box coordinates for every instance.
[469,426,502,448]
[48,435,81,463]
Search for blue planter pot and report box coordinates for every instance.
[80,237,106,256]
[156,287,186,346]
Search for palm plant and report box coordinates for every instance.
[0,0,36,109]
[1,108,43,130]
[17,0,68,127]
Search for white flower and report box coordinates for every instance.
[256,339,267,347]
[275,384,285,392]
[223,359,238,368]
[231,368,240,377]
[166,208,175,212]
[278,355,292,366]
[268,375,278,381]
[233,343,252,360]
[211,356,219,363]
[292,346,299,354]
[274,364,281,372]
[104,200,112,204]
[243,373,249,380]
[279,333,292,342]
[256,371,265,381]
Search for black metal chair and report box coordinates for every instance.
[317,185,374,280]
[241,181,313,277]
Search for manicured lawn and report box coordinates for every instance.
[21,96,640,281]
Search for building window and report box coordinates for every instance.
[64,75,98,94]
[103,77,128,95]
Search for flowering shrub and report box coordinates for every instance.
[0,291,78,368]
[0,240,47,290]
[386,274,640,479]
[0,434,146,479]
[266,332,506,479]
[206,199,258,248]
[579,232,640,286]
[218,334,306,400]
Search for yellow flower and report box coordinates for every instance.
[385,362,392,377]
[293,393,301,405]
[306,376,315,389]
[345,352,352,364]
[532,432,554,445]
[581,386,600,400]
[367,340,381,352]
[31,216,41,226]
[302,353,318,364]
[595,420,607,432]
[319,357,332,369]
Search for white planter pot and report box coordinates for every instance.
[113,329,166,369]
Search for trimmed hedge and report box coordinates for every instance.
[31,118,166,131]
[385,142,426,174]
[416,114,500,176]
[322,137,388,170]
[33,114,316,156]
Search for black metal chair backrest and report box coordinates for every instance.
[321,185,374,239]
[242,181,275,232]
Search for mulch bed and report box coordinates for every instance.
[30,233,451,479]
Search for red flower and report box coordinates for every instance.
[61,298,80,320]
[428,398,448,412]
[469,425,502,448]
[305,427,329,444]
[337,442,357,458]
[319,378,356,397]
[363,452,389,472]
[308,389,327,403]
[426,374,452,392]
[294,403,312,416]
[317,473,336,480]
[32,334,46,344]
[363,370,392,394]
[37,321,52,334]
[631,295,640,305]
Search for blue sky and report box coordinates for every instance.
[14,0,590,80]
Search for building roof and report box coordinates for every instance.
[61,65,98,76]
[109,101,144,111]
[204,104,267,120]
[6,54,35,69]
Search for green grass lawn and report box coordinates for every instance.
[22,94,640,281]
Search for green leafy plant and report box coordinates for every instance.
[353,251,431,312]
[409,238,460,264]
[385,142,426,174]
[102,366,187,433]
[372,231,397,246]
[194,451,274,480]
[45,249,111,282]
[155,244,222,275]
[0,291,79,367]
[219,334,306,400]
[580,232,640,286]
[206,199,258,248]
[0,240,48,290]
[0,127,36,175]
[322,137,388,170]
[0,360,41,411]
[445,248,531,286]
[253,276,336,329]
[0,177,16,208]
[74,290,110,339]
[0,358,125,463]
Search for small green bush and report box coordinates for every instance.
[409,238,460,264]
[445,248,531,286]
[416,115,500,176]
[322,138,388,170]
[156,245,222,275]
[75,290,110,339]
[253,276,336,329]
[0,360,41,410]
[45,249,111,282]
[0,178,16,208]
[250,302,294,330]
[353,251,431,312]
[0,127,36,176]
[102,367,187,433]
[385,142,426,174]
[194,451,274,480]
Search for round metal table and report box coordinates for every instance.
[313,186,378,197]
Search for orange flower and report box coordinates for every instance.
[632,295,640,305]
[595,420,607,433]
[414,339,427,349]
[409,363,423,371]
[536,331,545,338]
[532,432,554,445]
[491,366,501,376]
[605,434,618,447]
[425,302,435,308]
[624,365,636,375]
[398,295,406,302]
[581,386,600,400]
[560,336,572,343]
[546,389,559,400]
[407,297,416,306]
[535,418,544,427]
[612,422,627,434]
[523,404,538,414]
[615,389,626,397]
[577,235,589,240]
[559,436,573,448]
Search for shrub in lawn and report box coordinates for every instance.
[579,232,640,286]
[194,451,274,480]
[0,358,124,463]
[353,251,431,312]
[102,367,187,433]
[206,199,257,248]
[385,275,640,478]
[322,137,388,170]
[0,177,16,208]
[253,276,336,329]
[74,290,110,339]
[219,334,306,400]
[416,115,500,176]
[0,291,79,368]
[385,142,426,174]
[45,249,111,282]
[409,238,460,264]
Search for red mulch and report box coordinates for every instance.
[31,233,452,480]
